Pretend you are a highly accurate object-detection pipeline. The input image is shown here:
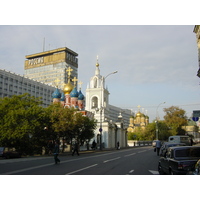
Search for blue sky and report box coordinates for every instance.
[1,0,200,122]
[0,25,199,121]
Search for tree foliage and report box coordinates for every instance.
[0,94,47,154]
[163,106,187,135]
[0,94,97,155]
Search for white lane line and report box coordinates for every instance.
[124,153,136,157]
[65,164,98,175]
[1,163,53,175]
[129,170,134,173]
[103,157,121,163]
[149,170,159,175]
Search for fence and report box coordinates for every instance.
[128,140,152,147]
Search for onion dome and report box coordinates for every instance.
[136,112,142,117]
[60,92,65,101]
[52,88,61,98]
[70,86,79,98]
[78,89,85,100]
[63,81,73,95]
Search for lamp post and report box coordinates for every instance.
[99,71,118,150]
[156,102,166,140]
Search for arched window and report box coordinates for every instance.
[91,96,98,109]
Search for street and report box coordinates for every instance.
[0,146,160,175]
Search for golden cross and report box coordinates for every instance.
[66,67,73,77]
[72,77,78,86]
[137,105,141,110]
[54,78,60,87]
[78,81,83,89]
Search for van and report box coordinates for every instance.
[168,135,191,146]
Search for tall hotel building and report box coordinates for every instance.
[24,47,78,88]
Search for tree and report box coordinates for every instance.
[163,106,187,135]
[46,104,97,151]
[0,94,48,155]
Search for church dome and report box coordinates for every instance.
[63,82,73,95]
[60,92,65,101]
[78,89,85,100]
[52,88,61,99]
[136,112,142,117]
[70,87,79,98]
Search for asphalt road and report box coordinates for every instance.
[0,146,160,175]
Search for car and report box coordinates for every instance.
[158,146,200,175]
[0,147,22,159]
[187,159,200,175]
[159,142,186,157]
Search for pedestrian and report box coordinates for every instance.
[72,142,79,156]
[117,141,120,150]
[53,141,60,164]
[91,140,96,150]
[156,140,161,156]
[190,138,194,146]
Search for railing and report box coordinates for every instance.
[128,140,152,147]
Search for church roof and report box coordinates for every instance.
[70,86,79,98]
[52,88,61,98]
[78,89,85,100]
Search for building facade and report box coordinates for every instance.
[85,60,132,149]
[24,47,78,89]
[0,69,56,107]
[193,25,200,77]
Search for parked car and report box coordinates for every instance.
[159,142,186,157]
[158,146,200,175]
[187,159,200,175]
[0,147,22,159]
[168,135,191,146]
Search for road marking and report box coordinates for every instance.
[149,170,159,175]
[124,153,136,157]
[65,164,98,175]
[1,163,53,175]
[103,157,121,163]
[129,170,134,173]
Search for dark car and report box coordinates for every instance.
[158,146,200,175]
[187,159,200,175]
[159,142,186,157]
[0,147,21,159]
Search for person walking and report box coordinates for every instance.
[72,142,79,156]
[156,140,161,156]
[53,141,60,164]
[117,141,120,150]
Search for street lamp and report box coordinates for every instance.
[99,71,118,150]
[156,102,166,140]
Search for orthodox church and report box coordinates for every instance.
[51,60,132,149]
[127,106,149,133]
[85,59,131,149]
[51,67,93,118]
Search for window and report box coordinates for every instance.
[91,96,98,109]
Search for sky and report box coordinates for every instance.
[0,25,199,121]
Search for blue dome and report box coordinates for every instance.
[78,89,85,100]
[60,92,65,101]
[52,88,61,98]
[70,87,79,98]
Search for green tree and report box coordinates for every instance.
[46,104,97,151]
[163,106,187,136]
[0,94,48,155]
